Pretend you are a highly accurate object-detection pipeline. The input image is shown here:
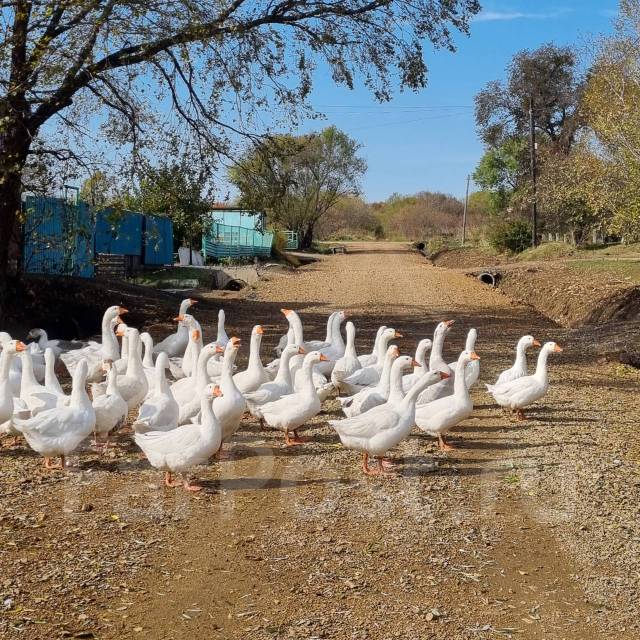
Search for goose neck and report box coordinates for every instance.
[534,348,550,383]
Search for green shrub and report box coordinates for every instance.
[487,219,532,253]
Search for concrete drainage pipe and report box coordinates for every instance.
[478,272,496,287]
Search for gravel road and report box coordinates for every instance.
[1,241,638,640]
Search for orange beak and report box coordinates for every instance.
[444,319,455,327]
[116,328,126,337]
[215,345,225,354]
[394,331,403,338]
[412,359,420,367]
[532,339,541,347]
[255,326,264,335]
[439,371,451,380]
[174,315,184,322]
[118,307,129,315]
[16,341,26,352]
[189,299,198,304]
[192,330,200,341]
[470,351,480,361]
[319,354,329,362]
[231,336,241,346]
[211,385,223,398]
[281,308,293,317]
[298,346,306,355]
[554,344,564,353]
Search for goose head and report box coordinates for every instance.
[519,335,541,351]
[27,328,46,341]
[394,355,416,373]
[204,383,224,399]
[106,305,127,320]
[543,341,563,354]
[458,349,480,366]
[2,339,26,355]
[283,344,304,357]
[304,350,329,366]
[434,320,455,338]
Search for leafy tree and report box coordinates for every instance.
[123,159,212,252]
[316,196,379,240]
[472,138,528,213]
[80,171,118,209]
[229,127,366,247]
[0,0,481,298]
[580,0,640,239]
[475,44,584,152]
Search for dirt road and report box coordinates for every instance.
[2,242,638,639]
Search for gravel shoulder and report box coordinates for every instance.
[1,241,638,640]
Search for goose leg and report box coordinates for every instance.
[44,457,63,470]
[381,457,396,469]
[361,452,376,475]
[182,476,203,492]
[164,471,181,487]
[515,409,527,421]
[215,444,231,460]
[284,430,306,446]
[438,434,456,451]
[376,457,397,476]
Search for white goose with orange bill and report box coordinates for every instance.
[153,298,198,357]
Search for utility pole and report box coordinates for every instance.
[462,174,470,246]
[529,97,538,247]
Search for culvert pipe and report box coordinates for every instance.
[478,272,496,287]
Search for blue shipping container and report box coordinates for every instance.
[95,209,142,256]
[22,196,95,278]
[143,215,173,265]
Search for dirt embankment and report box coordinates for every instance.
[430,247,640,325]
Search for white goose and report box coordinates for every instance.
[245,344,303,423]
[265,327,294,377]
[493,335,541,386]
[153,298,197,357]
[358,326,387,367]
[215,309,230,347]
[317,311,346,376]
[402,338,432,392]
[92,361,128,445]
[450,328,481,390]
[330,369,444,476]
[340,327,402,394]
[0,340,26,441]
[339,345,398,418]
[134,352,180,433]
[114,326,149,410]
[331,322,362,393]
[61,305,126,381]
[135,383,223,491]
[169,314,202,379]
[0,333,22,396]
[14,359,96,469]
[44,347,65,396]
[213,338,247,451]
[169,327,208,406]
[177,342,224,425]
[20,350,63,414]
[260,351,328,446]
[233,325,270,393]
[486,341,563,420]
[416,320,455,404]
[140,332,156,389]
[26,328,84,359]
[416,350,479,450]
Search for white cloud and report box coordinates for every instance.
[475,10,569,22]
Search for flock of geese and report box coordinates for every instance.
[0,298,563,489]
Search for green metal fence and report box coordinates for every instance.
[202,222,273,259]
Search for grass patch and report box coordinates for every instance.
[503,473,521,485]
[566,260,640,284]
[517,242,575,261]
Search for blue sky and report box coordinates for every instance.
[296,0,619,203]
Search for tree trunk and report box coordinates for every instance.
[300,222,315,249]
[0,120,31,305]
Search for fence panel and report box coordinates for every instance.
[202,222,273,259]
[95,210,143,256]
